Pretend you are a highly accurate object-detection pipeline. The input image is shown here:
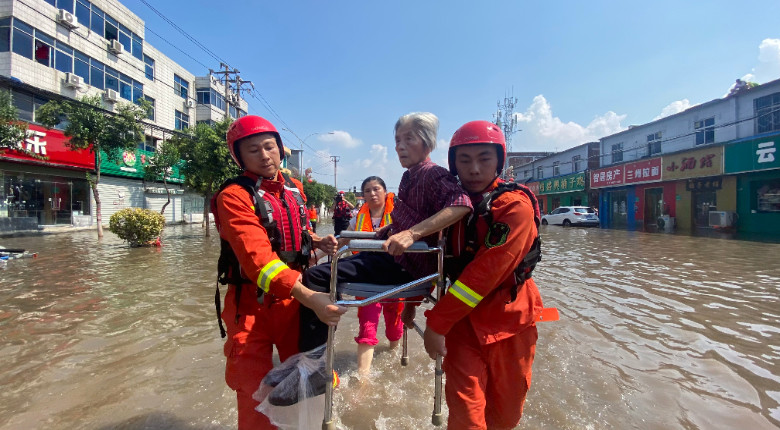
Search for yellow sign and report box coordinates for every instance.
[662,146,723,180]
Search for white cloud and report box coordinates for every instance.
[512,95,626,151]
[653,99,692,121]
[318,130,362,148]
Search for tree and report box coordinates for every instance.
[36,95,150,238]
[0,90,28,151]
[302,179,337,210]
[177,117,239,236]
[143,139,181,215]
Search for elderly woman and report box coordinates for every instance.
[299,112,472,353]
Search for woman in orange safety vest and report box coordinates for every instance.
[342,176,403,377]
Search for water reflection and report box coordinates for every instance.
[1,224,779,429]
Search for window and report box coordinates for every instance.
[572,155,582,172]
[175,110,189,130]
[12,90,33,122]
[695,118,715,145]
[196,88,211,104]
[90,58,104,90]
[523,169,530,179]
[75,1,90,27]
[117,22,131,53]
[611,143,623,163]
[0,17,10,52]
[104,66,119,91]
[132,81,143,104]
[143,96,155,121]
[552,161,560,176]
[12,19,34,59]
[647,132,662,156]
[119,73,132,100]
[174,74,189,98]
[104,14,118,41]
[143,55,154,80]
[755,92,780,134]
[54,42,73,74]
[536,166,544,179]
[756,179,780,212]
[73,51,89,83]
[139,135,157,152]
[34,30,54,67]
[56,0,74,12]
[132,34,143,60]
[90,5,104,35]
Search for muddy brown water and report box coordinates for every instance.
[1,223,779,429]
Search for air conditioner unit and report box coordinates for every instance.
[184,99,195,109]
[64,73,83,88]
[103,89,118,103]
[708,211,737,228]
[57,9,79,29]
[229,94,239,104]
[108,39,123,55]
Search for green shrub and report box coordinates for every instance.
[109,208,165,247]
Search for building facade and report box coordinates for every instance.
[592,78,780,237]
[0,0,248,232]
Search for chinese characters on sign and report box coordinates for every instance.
[757,141,775,164]
[19,130,48,156]
[685,178,723,192]
[0,123,95,169]
[624,158,662,184]
[591,166,624,188]
[662,146,723,180]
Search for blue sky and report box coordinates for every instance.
[130,0,780,192]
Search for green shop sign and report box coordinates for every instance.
[724,134,780,174]
[538,172,586,195]
[99,148,184,184]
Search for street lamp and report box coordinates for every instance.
[282,129,334,180]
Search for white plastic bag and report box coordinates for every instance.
[253,345,332,430]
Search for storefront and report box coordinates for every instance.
[1,124,94,232]
[724,133,780,237]
[662,146,732,233]
[531,172,588,214]
[592,159,666,231]
[98,147,186,224]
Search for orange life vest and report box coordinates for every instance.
[355,192,394,232]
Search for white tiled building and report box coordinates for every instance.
[0,0,246,232]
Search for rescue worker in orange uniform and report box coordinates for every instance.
[212,115,346,429]
[420,120,544,430]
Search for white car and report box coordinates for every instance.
[541,206,599,227]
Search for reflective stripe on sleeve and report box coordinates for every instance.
[449,280,483,308]
[257,259,288,293]
[384,213,392,226]
[357,213,366,231]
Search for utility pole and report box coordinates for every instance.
[230,76,254,118]
[494,91,520,179]
[330,155,340,190]
[210,62,239,120]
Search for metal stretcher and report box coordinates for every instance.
[322,230,446,429]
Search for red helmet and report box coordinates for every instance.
[226,115,285,167]
[448,120,506,176]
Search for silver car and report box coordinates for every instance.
[541,206,599,227]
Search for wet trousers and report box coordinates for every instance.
[223,291,300,430]
[443,320,538,430]
[354,299,405,345]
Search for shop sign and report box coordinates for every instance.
[526,181,540,195]
[0,123,95,169]
[146,187,184,195]
[538,172,586,195]
[100,148,184,183]
[724,135,780,173]
[590,166,624,188]
[685,177,722,191]
[662,146,723,180]
[624,157,662,184]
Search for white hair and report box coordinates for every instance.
[394,112,439,151]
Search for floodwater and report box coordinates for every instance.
[1,222,779,430]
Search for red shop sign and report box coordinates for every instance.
[590,165,624,188]
[0,123,95,170]
[624,157,662,184]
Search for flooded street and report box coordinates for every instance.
[1,223,779,429]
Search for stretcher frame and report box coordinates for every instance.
[322,230,446,429]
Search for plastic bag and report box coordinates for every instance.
[253,345,333,430]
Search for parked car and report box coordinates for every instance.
[541,206,599,227]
